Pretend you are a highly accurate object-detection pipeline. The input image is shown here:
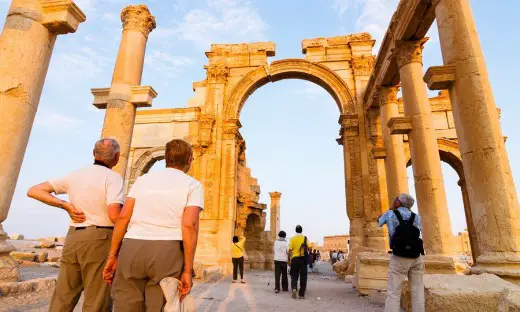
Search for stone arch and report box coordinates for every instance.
[129,147,165,182]
[405,138,479,260]
[225,59,356,120]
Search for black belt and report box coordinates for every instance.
[74,226,114,231]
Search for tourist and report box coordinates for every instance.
[102,139,204,311]
[337,250,344,262]
[232,235,246,283]
[273,230,289,293]
[288,225,308,299]
[27,138,124,311]
[378,193,424,312]
[331,250,338,264]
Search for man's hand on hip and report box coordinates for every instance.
[62,202,86,223]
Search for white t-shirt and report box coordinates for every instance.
[49,164,124,227]
[274,238,289,262]
[125,168,204,240]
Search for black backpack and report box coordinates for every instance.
[390,210,424,258]
[299,236,310,264]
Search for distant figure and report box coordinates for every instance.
[337,250,344,262]
[378,193,425,312]
[27,138,124,311]
[331,250,338,264]
[273,230,289,293]
[102,139,203,311]
[289,225,308,299]
[232,235,246,283]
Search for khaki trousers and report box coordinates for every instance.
[384,254,425,312]
[49,226,113,312]
[112,239,184,312]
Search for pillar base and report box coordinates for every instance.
[0,242,19,282]
[471,252,520,284]
[424,254,457,274]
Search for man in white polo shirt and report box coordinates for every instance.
[103,139,204,311]
[27,138,124,311]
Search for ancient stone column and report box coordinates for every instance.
[458,178,480,262]
[433,0,520,280]
[377,85,408,200]
[338,114,365,251]
[392,39,454,260]
[0,0,86,281]
[269,192,282,241]
[97,5,156,178]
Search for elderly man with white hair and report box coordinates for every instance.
[378,193,425,312]
[28,138,124,312]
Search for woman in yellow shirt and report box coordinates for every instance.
[231,236,246,283]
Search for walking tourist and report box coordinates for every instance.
[232,235,246,283]
[289,225,308,299]
[378,193,425,312]
[27,138,124,312]
[337,250,344,262]
[273,230,289,293]
[102,139,204,311]
[331,250,338,264]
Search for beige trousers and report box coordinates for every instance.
[384,254,425,312]
[112,239,184,312]
[50,226,113,312]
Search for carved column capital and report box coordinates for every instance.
[205,64,230,83]
[351,55,376,76]
[269,192,282,200]
[376,85,400,107]
[222,119,241,140]
[339,114,360,137]
[391,38,428,69]
[121,5,156,38]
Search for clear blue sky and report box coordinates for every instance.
[1,0,519,245]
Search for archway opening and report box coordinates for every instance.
[244,214,265,269]
[406,160,472,262]
[239,78,348,252]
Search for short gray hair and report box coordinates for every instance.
[398,193,415,208]
[94,138,120,161]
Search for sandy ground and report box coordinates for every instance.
[0,262,385,312]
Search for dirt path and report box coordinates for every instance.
[0,262,384,312]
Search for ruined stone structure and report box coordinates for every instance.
[0,0,86,282]
[0,0,518,292]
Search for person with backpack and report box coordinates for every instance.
[288,225,308,299]
[378,193,425,312]
[231,235,246,283]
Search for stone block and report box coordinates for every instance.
[0,276,57,297]
[38,239,56,249]
[202,266,222,282]
[193,261,204,279]
[401,273,520,312]
[355,252,390,295]
[0,254,20,282]
[345,246,380,275]
[8,233,24,240]
[16,259,39,267]
[36,251,48,263]
[369,289,387,306]
[10,251,36,262]
[333,259,349,278]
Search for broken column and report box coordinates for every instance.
[391,39,455,272]
[0,0,86,281]
[430,0,520,282]
[269,192,281,240]
[92,5,157,178]
[377,85,408,200]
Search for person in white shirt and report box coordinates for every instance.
[27,138,124,311]
[273,230,289,293]
[102,139,204,311]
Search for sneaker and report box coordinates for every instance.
[292,289,297,299]
[275,289,280,294]
[299,296,305,299]
[241,280,246,284]
[232,280,236,283]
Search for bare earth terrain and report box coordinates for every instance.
[0,263,385,312]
